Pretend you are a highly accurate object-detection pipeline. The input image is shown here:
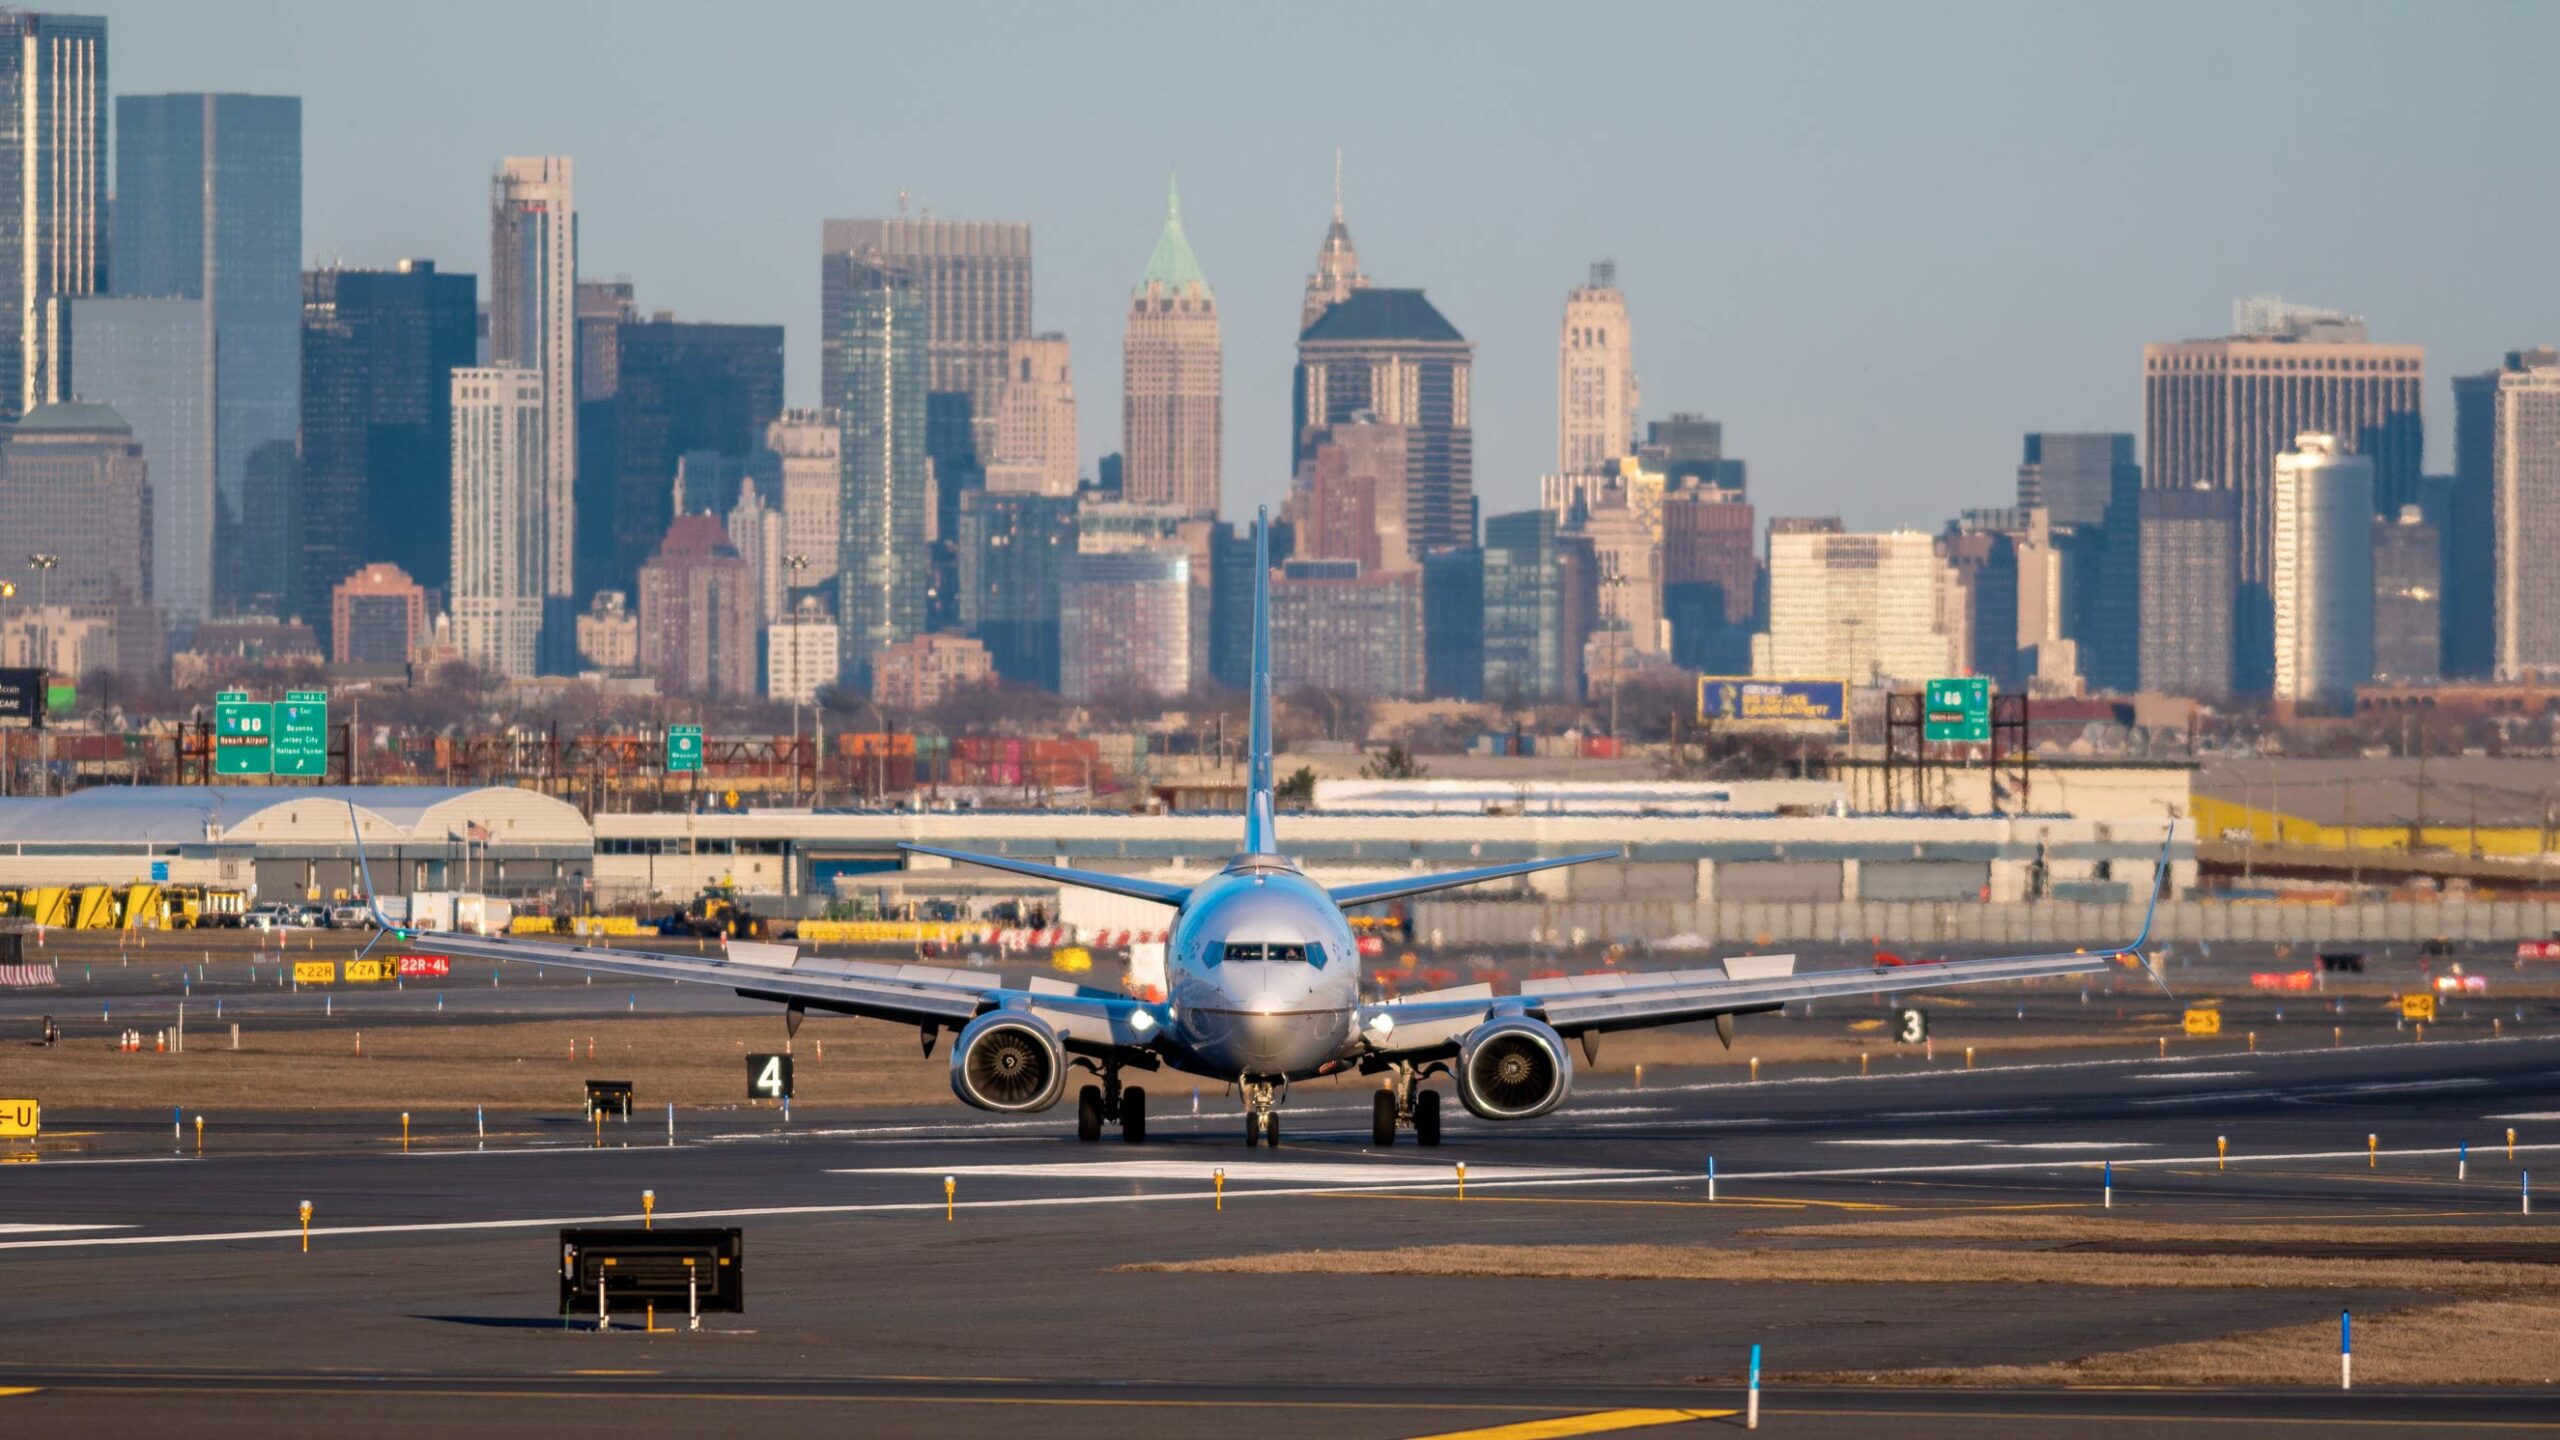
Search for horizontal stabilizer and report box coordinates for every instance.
[897,843,1190,907]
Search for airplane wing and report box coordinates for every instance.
[347,803,1161,1050]
[897,843,1191,907]
[1327,851,1620,909]
[1365,826,2176,1056]
[368,925,1166,1051]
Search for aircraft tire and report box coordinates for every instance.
[1264,1113,1280,1148]
[1243,1111,1261,1146]
[1076,1085,1104,1142]
[1372,1090,1398,1147]
[1414,1090,1442,1147]
[1121,1086,1147,1143]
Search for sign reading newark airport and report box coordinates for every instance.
[1696,676,1847,725]
[213,691,272,776]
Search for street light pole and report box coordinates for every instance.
[28,554,55,798]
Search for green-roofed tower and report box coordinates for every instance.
[1123,171,1222,517]
[1139,173,1212,298]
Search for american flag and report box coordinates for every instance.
[465,821,491,842]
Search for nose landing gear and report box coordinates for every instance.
[1242,1079,1280,1147]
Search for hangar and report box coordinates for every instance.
[0,786,593,903]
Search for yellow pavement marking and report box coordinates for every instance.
[1401,1408,1735,1440]
[0,1388,38,1398]
[1325,1192,1897,1212]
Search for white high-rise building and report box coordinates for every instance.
[768,409,841,588]
[489,156,577,665]
[2270,432,2374,709]
[449,367,545,678]
[766,601,841,705]
[1123,175,1221,517]
[987,334,1078,497]
[1758,525,1953,686]
[726,479,787,623]
[1557,261,1637,476]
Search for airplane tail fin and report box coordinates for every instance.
[345,800,408,958]
[1244,508,1277,855]
[2130,823,2176,996]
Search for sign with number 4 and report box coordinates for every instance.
[747,1053,794,1101]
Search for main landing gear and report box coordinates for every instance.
[1370,1062,1442,1147]
[1073,1061,1147,1143]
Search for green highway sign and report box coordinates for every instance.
[1924,676,1991,744]
[213,691,272,776]
[666,724,704,773]
[275,689,329,778]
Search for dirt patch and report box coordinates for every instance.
[1827,1298,2560,1388]
[1747,1215,2560,1252]
[1121,1242,2560,1292]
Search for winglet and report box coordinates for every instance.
[345,800,408,958]
[1243,508,1277,856]
[2125,823,2175,995]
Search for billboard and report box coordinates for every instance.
[0,667,44,722]
[1697,677,1848,726]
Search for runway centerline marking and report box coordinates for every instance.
[1400,1408,1735,1439]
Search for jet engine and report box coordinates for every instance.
[1455,1016,1573,1120]
[950,1011,1068,1113]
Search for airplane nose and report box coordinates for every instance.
[1238,1007,1333,1070]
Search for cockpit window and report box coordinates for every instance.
[1217,940,1326,967]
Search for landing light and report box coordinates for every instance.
[1129,1009,1157,1033]
[1366,1011,1394,1039]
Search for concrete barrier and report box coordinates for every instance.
[1410,897,2560,948]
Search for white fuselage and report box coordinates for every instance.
[1159,862,1364,1082]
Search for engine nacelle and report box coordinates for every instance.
[1455,1016,1573,1120]
[950,1010,1068,1113]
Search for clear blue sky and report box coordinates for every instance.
[104,0,2560,527]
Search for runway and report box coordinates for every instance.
[8,1016,2560,1434]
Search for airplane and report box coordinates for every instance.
[357,511,2171,1148]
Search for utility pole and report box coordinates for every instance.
[27,554,55,797]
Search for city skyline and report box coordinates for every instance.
[91,1,2560,527]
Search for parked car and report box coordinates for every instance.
[328,904,375,930]
[242,904,293,932]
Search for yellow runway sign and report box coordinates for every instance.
[0,1099,39,1138]
[2183,1006,2222,1037]
[293,960,337,985]
[2401,992,2436,1021]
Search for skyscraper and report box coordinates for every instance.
[768,409,841,587]
[329,563,426,667]
[0,400,146,608]
[2268,434,2373,710]
[2016,432,2137,530]
[1294,289,1475,557]
[69,296,206,621]
[1299,153,1366,333]
[988,334,1078,498]
[2371,506,2441,683]
[489,157,578,667]
[299,260,477,631]
[1759,527,1951,686]
[1122,178,1220,516]
[2142,302,2421,692]
[1060,550,1189,703]
[1287,417,1407,575]
[587,310,784,597]
[819,214,1031,540]
[636,513,757,698]
[957,488,1075,689]
[2454,349,2560,681]
[1270,560,1422,699]
[822,252,928,685]
[2137,486,2236,702]
[1557,261,1636,476]
[1482,509,1576,703]
[1662,485,1755,674]
[449,366,545,679]
[0,10,103,421]
[114,92,301,618]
